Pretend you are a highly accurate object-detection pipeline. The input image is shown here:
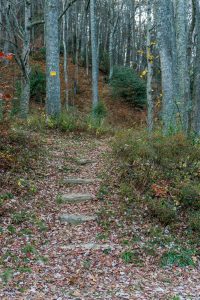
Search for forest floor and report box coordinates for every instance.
[0,58,200,299]
[0,130,200,300]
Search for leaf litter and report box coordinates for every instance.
[0,132,200,299]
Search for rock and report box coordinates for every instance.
[61,193,93,203]
[59,214,97,224]
[63,178,96,185]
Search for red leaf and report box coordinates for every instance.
[5,53,14,61]
[4,94,12,100]
[0,93,12,100]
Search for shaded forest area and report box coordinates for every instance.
[0,0,200,299]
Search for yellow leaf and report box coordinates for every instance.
[151,41,157,46]
[141,69,148,77]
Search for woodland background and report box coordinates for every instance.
[0,1,200,299]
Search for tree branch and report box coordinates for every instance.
[59,0,78,20]
[30,20,45,28]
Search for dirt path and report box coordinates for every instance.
[0,132,200,300]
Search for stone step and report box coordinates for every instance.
[75,158,95,165]
[59,214,97,225]
[61,193,93,203]
[63,178,96,185]
[61,243,115,251]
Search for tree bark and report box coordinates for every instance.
[176,0,191,133]
[20,0,31,119]
[62,0,69,109]
[146,0,154,133]
[156,0,177,134]
[193,0,200,135]
[45,0,61,116]
[90,0,99,109]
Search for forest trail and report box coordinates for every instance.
[1,132,200,299]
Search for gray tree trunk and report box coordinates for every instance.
[109,27,115,80]
[20,0,31,119]
[175,0,191,132]
[193,0,200,134]
[90,0,99,109]
[146,0,154,133]
[62,0,69,109]
[109,2,121,80]
[74,1,79,93]
[156,0,177,134]
[131,0,136,65]
[45,0,61,116]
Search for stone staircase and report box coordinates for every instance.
[59,158,97,226]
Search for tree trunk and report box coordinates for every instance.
[193,0,200,134]
[146,0,154,133]
[90,0,99,109]
[131,0,136,65]
[20,0,31,119]
[62,0,69,110]
[45,0,61,116]
[74,1,79,94]
[156,0,177,134]
[109,28,114,80]
[176,0,191,133]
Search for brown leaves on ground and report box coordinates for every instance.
[151,181,169,198]
[0,131,200,299]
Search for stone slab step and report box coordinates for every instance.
[61,193,93,203]
[63,178,96,185]
[75,158,95,165]
[59,214,97,225]
[61,243,116,251]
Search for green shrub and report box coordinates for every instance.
[110,66,146,108]
[112,130,200,228]
[179,184,200,210]
[121,250,142,265]
[120,182,134,200]
[22,243,37,255]
[28,110,86,132]
[11,211,33,224]
[93,101,107,120]
[160,249,196,267]
[0,193,13,201]
[30,67,46,103]
[55,111,83,132]
[113,131,200,180]
[170,296,181,300]
[147,198,177,225]
[26,110,110,136]
[0,268,14,284]
[86,102,109,135]
[121,251,135,263]
[188,211,200,231]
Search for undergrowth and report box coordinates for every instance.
[112,129,200,240]
[0,127,43,173]
[22,106,111,136]
[110,66,146,108]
